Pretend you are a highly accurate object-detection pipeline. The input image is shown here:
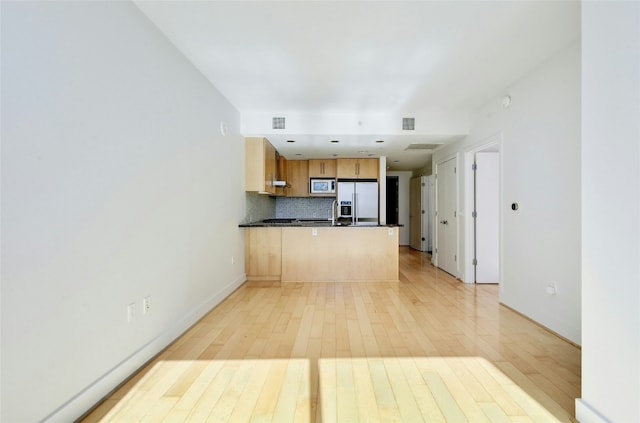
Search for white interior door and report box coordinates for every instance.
[436,158,457,276]
[410,177,422,250]
[426,175,435,253]
[474,152,500,283]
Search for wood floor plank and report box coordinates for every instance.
[351,358,382,422]
[384,358,425,422]
[108,360,191,422]
[80,248,580,423]
[183,362,237,421]
[160,361,225,422]
[249,360,287,422]
[422,371,469,422]
[369,358,403,421]
[336,359,359,422]
[272,360,307,423]
[225,360,272,422]
[318,359,337,422]
[479,402,514,423]
[463,358,525,416]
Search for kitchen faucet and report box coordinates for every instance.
[330,199,338,226]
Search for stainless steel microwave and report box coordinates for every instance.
[310,178,336,194]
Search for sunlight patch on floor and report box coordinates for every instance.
[319,357,561,422]
[96,359,310,422]
[91,356,560,422]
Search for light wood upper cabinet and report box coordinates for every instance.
[336,158,379,179]
[308,159,337,178]
[357,158,379,179]
[286,160,309,197]
[245,137,277,194]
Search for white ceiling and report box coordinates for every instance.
[135,1,580,170]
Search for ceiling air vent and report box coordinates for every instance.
[405,144,441,150]
[402,117,415,130]
[272,117,286,129]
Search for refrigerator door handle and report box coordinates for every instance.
[352,192,356,225]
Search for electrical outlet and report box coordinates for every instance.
[231,256,235,265]
[127,303,136,322]
[143,296,151,314]
[546,282,558,295]
[312,228,318,236]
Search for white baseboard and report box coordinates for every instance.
[575,399,610,423]
[43,274,247,423]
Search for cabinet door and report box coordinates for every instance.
[264,140,277,194]
[308,160,322,177]
[245,228,281,280]
[357,158,379,179]
[286,160,309,197]
[309,159,337,178]
[336,159,358,179]
[336,158,378,179]
[321,159,337,177]
[245,137,265,192]
[245,137,278,194]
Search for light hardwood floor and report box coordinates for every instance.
[82,247,580,422]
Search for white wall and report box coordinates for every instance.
[387,171,412,245]
[432,41,581,344]
[577,2,640,421]
[1,2,245,421]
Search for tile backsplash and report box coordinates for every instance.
[244,192,276,223]
[276,197,335,220]
[245,194,335,222]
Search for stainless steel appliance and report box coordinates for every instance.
[310,178,336,194]
[338,181,379,225]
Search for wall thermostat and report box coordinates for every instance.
[511,203,519,211]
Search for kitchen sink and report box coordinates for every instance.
[299,221,333,227]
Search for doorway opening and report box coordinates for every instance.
[386,176,399,225]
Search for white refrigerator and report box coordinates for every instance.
[338,181,379,225]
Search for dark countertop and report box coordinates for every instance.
[239,218,402,228]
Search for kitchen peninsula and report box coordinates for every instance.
[242,137,399,282]
[240,223,399,282]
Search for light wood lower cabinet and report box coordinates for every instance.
[281,227,398,282]
[245,227,281,280]
[245,226,398,282]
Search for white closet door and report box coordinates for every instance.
[436,157,457,276]
[475,152,499,283]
